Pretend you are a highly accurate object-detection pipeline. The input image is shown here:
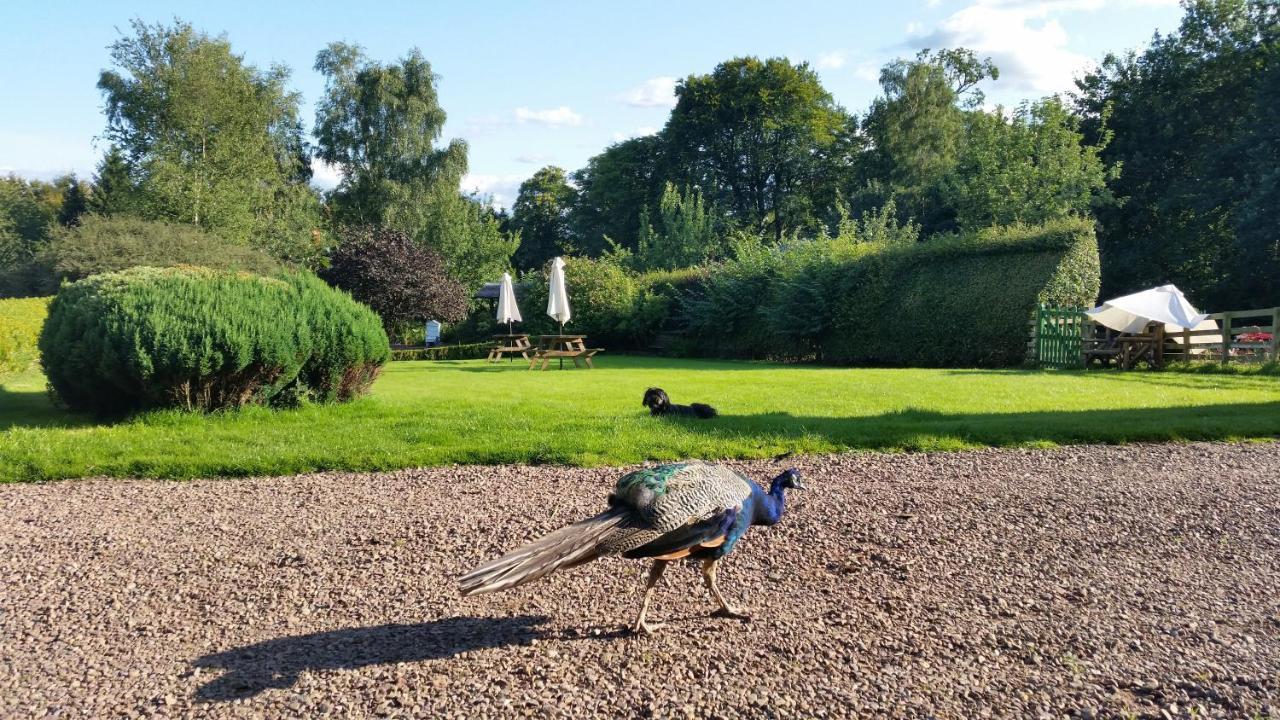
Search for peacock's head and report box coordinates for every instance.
[772,468,805,491]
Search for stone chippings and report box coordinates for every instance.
[1,441,1278,719]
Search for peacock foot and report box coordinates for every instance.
[711,606,751,621]
[631,619,665,636]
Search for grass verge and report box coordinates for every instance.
[1,355,1277,482]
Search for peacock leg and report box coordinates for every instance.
[631,560,669,635]
[702,558,750,620]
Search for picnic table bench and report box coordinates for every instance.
[528,334,604,370]
[487,333,532,362]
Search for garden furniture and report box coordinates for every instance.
[528,334,603,370]
[488,333,532,362]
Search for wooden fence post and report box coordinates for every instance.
[1221,312,1232,365]
[1272,308,1279,362]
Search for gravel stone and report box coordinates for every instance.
[1,441,1278,718]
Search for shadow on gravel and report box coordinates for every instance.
[192,614,550,701]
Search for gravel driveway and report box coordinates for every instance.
[2,442,1278,719]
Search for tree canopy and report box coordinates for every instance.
[320,225,468,333]
[511,166,576,270]
[663,57,849,241]
[97,19,319,261]
[1075,0,1279,308]
[313,43,514,289]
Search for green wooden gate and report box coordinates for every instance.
[1036,305,1087,368]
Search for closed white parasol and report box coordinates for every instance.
[1085,284,1211,334]
[496,272,522,330]
[546,256,571,330]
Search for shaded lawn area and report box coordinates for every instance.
[1,355,1278,482]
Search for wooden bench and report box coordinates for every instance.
[487,343,531,362]
[528,348,603,370]
[487,334,531,363]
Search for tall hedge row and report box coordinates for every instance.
[675,217,1100,366]
[39,267,389,414]
[0,296,51,376]
[826,219,1100,365]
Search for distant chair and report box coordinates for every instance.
[425,320,442,347]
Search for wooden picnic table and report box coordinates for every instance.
[528,334,604,370]
[487,333,532,363]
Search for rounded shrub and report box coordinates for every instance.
[521,256,643,348]
[39,266,389,414]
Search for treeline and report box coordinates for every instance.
[0,20,513,311]
[509,0,1278,310]
[2,1,1277,325]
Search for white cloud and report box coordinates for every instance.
[514,106,584,127]
[853,60,882,83]
[310,159,344,190]
[618,77,678,108]
[460,113,509,138]
[611,126,659,143]
[906,21,924,35]
[815,51,847,70]
[912,0,1110,94]
[514,152,553,165]
[461,172,527,209]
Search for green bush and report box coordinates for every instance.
[39,266,388,414]
[520,256,650,348]
[679,217,1100,366]
[39,215,281,291]
[0,296,50,376]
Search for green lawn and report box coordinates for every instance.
[1,355,1278,482]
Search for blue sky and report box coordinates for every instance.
[1,0,1183,207]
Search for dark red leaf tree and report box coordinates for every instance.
[320,226,468,333]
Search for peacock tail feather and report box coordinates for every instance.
[459,462,783,596]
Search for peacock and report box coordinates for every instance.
[459,462,805,634]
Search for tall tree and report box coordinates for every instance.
[637,183,721,270]
[663,57,850,241]
[1075,0,1279,308]
[511,166,576,270]
[859,48,998,232]
[313,42,513,288]
[56,175,89,227]
[97,19,319,259]
[943,98,1113,231]
[1232,44,1280,303]
[568,135,664,255]
[0,176,59,296]
[88,146,137,216]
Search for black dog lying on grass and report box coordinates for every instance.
[642,387,718,419]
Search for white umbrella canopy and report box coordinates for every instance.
[496,272,522,326]
[546,256,572,328]
[1085,284,1211,334]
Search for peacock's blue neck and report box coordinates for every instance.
[751,478,788,525]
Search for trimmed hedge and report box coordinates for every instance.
[825,219,1100,366]
[39,267,389,414]
[678,217,1100,366]
[391,342,491,361]
[0,296,51,376]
